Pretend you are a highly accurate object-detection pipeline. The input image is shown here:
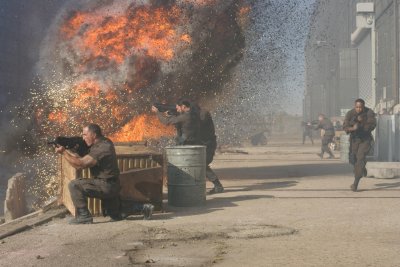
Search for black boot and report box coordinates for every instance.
[102,198,125,222]
[69,208,93,224]
[350,178,360,192]
[208,179,224,194]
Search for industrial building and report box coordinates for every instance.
[304,0,399,120]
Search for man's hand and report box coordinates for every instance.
[55,145,66,154]
[344,123,358,133]
[151,106,159,113]
[353,123,359,130]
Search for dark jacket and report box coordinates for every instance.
[343,107,376,140]
[199,109,216,144]
[316,118,335,136]
[157,111,200,145]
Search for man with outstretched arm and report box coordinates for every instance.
[152,99,200,145]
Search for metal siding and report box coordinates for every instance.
[375,2,395,101]
[358,33,373,107]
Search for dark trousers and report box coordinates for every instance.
[350,138,372,181]
[205,140,219,183]
[321,135,334,156]
[68,178,120,214]
[302,132,314,144]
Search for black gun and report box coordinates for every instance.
[153,103,178,115]
[48,136,89,157]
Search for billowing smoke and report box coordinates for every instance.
[35,0,246,138]
[0,0,248,210]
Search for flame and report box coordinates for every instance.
[48,111,68,123]
[71,80,101,108]
[37,0,248,143]
[61,5,189,65]
[40,3,191,141]
[110,114,175,142]
[239,5,251,16]
[182,0,216,5]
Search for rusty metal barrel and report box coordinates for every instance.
[165,146,206,207]
[340,134,350,163]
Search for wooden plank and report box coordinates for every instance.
[61,156,78,217]
[119,167,163,205]
[0,207,68,240]
[59,152,164,216]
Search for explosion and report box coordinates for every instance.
[15,0,248,207]
[36,0,246,140]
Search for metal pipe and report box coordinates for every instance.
[394,0,399,104]
[371,17,377,108]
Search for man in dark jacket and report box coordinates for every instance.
[343,98,376,192]
[152,99,200,145]
[315,114,335,159]
[301,121,314,145]
[197,107,224,194]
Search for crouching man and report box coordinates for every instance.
[55,123,152,224]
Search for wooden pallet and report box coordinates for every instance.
[58,145,164,216]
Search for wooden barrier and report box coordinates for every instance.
[59,145,164,216]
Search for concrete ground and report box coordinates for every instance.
[1,138,400,267]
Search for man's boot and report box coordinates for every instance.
[316,152,323,159]
[69,208,93,224]
[103,198,125,222]
[208,179,224,195]
[350,178,360,192]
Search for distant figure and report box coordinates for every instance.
[301,121,314,145]
[315,114,335,159]
[343,99,376,192]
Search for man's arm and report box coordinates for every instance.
[157,112,187,125]
[343,111,357,133]
[362,110,377,132]
[313,121,322,130]
[56,147,97,170]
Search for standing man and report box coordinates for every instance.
[152,99,200,145]
[55,124,153,224]
[301,121,314,145]
[197,105,224,194]
[315,114,335,159]
[343,99,376,192]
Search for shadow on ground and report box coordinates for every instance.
[150,194,273,220]
[374,181,400,190]
[217,162,353,181]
